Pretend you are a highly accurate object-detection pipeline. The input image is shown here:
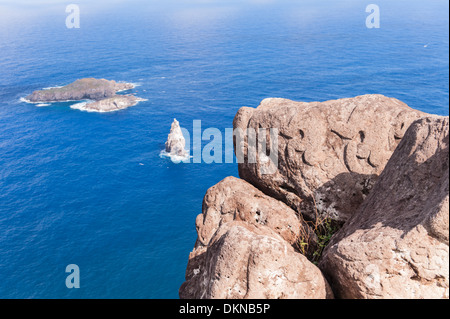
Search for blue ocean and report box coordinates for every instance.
[0,0,448,298]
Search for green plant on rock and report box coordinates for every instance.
[311,217,338,263]
[295,197,340,264]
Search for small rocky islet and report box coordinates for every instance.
[25,78,146,112]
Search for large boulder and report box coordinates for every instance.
[195,176,308,247]
[180,221,333,299]
[234,94,426,222]
[179,176,325,299]
[319,116,449,299]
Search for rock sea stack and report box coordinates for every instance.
[165,119,189,158]
[234,94,426,223]
[180,221,333,299]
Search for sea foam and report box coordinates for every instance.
[69,101,98,112]
[159,150,191,164]
[42,86,63,90]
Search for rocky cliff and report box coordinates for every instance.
[320,116,449,298]
[180,94,449,299]
[26,78,134,102]
[25,78,145,112]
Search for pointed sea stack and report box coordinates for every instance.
[165,119,188,157]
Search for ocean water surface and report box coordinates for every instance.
[0,0,448,298]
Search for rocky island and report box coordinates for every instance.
[180,94,449,299]
[25,78,146,112]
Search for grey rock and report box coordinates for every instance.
[26,78,134,102]
[71,95,146,112]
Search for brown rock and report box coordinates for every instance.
[319,116,449,299]
[180,221,333,299]
[234,94,426,223]
[195,176,306,247]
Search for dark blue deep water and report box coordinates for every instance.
[0,0,448,298]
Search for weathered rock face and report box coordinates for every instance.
[234,94,426,223]
[179,176,328,299]
[319,116,449,299]
[71,95,146,113]
[165,119,189,157]
[181,95,447,300]
[196,176,307,247]
[180,221,333,299]
[26,78,134,102]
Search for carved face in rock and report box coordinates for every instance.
[235,95,426,222]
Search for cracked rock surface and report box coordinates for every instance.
[180,221,333,299]
[179,177,328,299]
[26,78,134,102]
[165,119,189,157]
[234,94,426,222]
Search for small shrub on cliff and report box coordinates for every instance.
[311,218,338,263]
[296,198,340,264]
